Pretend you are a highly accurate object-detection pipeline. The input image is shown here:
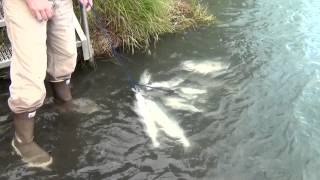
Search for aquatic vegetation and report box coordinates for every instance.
[86,0,214,55]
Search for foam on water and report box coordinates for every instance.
[72,98,101,114]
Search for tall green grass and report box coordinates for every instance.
[87,0,214,55]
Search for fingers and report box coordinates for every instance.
[32,8,53,22]
[40,10,48,21]
[86,3,92,11]
[34,10,43,21]
[79,0,92,11]
[86,0,93,11]
[45,8,53,19]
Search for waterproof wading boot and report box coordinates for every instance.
[12,112,53,168]
[50,80,76,113]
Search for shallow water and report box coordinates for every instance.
[1,0,320,179]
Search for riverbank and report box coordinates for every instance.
[82,0,214,56]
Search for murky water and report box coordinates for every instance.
[1,0,320,179]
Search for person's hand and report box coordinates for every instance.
[25,0,54,22]
[79,0,93,11]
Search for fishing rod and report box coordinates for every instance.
[84,4,175,95]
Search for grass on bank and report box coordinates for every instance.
[85,0,214,55]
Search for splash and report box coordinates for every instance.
[133,71,190,147]
[181,60,227,74]
[69,98,101,114]
[180,87,207,95]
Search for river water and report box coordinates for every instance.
[1,0,320,179]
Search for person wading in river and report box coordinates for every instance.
[3,0,92,167]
